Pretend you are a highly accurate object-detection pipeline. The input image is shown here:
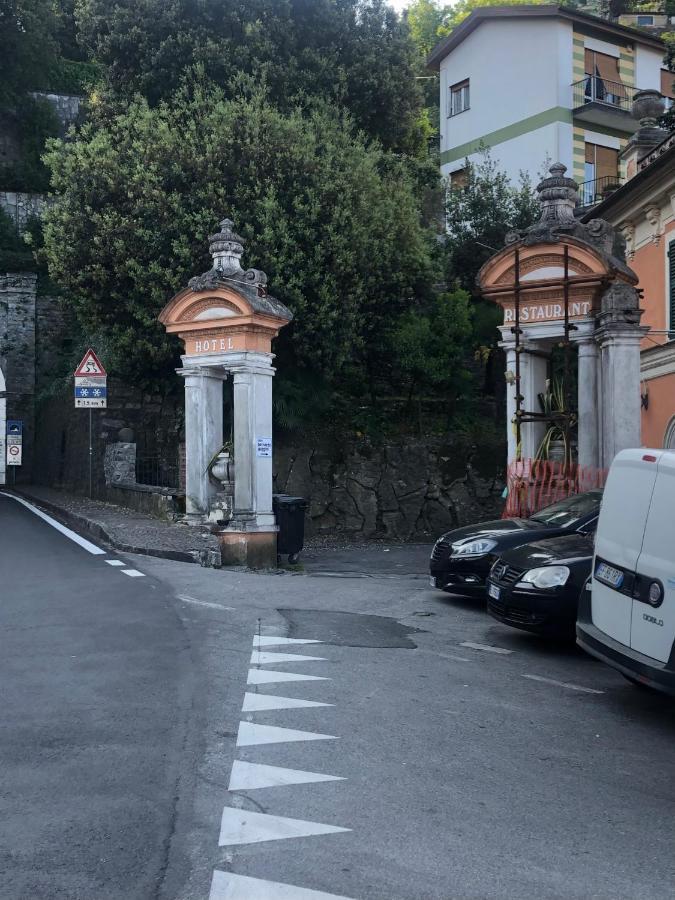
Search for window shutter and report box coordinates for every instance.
[669,242,675,338]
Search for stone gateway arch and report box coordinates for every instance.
[159,219,293,567]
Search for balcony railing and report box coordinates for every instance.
[576,175,623,208]
[573,75,636,113]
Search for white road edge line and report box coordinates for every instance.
[521,674,605,694]
[6,494,106,555]
[121,569,145,578]
[177,595,234,611]
[460,641,513,655]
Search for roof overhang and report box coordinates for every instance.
[427,4,664,70]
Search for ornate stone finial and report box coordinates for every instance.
[535,162,579,227]
[632,89,665,130]
[209,218,246,277]
[188,217,269,293]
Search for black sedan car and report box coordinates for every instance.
[486,532,594,639]
[429,490,602,597]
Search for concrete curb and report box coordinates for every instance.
[8,490,222,567]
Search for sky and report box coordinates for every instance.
[387,0,411,11]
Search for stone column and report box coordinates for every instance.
[504,343,518,465]
[598,327,645,468]
[0,365,6,487]
[576,338,599,469]
[178,366,226,522]
[230,353,276,528]
[519,343,548,459]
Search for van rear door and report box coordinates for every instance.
[591,449,659,645]
[631,451,675,662]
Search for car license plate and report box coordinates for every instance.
[488,583,500,601]
[595,561,624,589]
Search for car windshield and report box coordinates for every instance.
[528,491,602,528]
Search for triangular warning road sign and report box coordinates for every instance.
[74,348,106,377]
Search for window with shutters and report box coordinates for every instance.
[584,49,626,106]
[668,240,675,339]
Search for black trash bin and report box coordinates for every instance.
[273,494,308,564]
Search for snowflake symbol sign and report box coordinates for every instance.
[81,388,89,397]
[92,389,101,397]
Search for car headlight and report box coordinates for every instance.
[451,538,497,558]
[516,565,570,589]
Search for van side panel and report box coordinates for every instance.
[591,450,658,645]
[631,453,675,663]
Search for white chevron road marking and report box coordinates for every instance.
[218,806,350,846]
[237,721,337,747]
[228,759,345,791]
[242,691,332,712]
[250,651,327,665]
[247,669,330,685]
[210,870,356,899]
[252,635,323,647]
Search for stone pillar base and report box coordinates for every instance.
[217,526,278,568]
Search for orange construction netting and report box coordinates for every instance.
[502,459,607,519]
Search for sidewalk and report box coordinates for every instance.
[9,485,434,575]
[11,486,222,566]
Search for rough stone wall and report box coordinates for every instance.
[35,379,183,495]
[0,192,49,232]
[31,92,83,133]
[0,273,37,482]
[274,435,506,541]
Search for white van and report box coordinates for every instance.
[577,448,675,694]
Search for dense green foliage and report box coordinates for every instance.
[0,96,60,192]
[445,152,539,293]
[0,207,38,270]
[8,0,545,438]
[42,85,436,388]
[76,0,425,155]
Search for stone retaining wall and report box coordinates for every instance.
[274,435,505,541]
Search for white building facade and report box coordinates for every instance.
[428,5,668,204]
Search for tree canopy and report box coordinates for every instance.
[42,83,436,388]
[75,0,425,154]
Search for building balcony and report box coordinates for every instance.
[572,76,642,131]
[576,174,623,209]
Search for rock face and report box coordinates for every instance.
[273,435,505,541]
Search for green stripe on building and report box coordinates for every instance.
[440,107,573,166]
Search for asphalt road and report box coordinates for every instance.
[3,496,675,900]
[0,494,193,900]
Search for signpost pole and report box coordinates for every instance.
[89,408,93,498]
[73,349,107,498]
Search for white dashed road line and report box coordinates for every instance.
[105,560,126,567]
[521,674,605,694]
[460,641,513,655]
[178,595,235,611]
[121,569,145,578]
